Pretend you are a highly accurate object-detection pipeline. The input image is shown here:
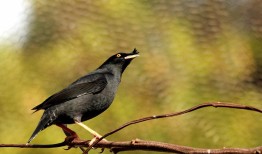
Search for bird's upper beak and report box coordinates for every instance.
[124,48,140,59]
[124,54,139,59]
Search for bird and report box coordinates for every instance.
[27,48,139,144]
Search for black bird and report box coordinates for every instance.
[27,49,139,144]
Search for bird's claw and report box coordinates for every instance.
[65,134,84,142]
[64,135,86,150]
[64,146,72,150]
[88,136,108,146]
[99,148,105,153]
[82,137,106,154]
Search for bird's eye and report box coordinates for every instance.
[116,54,121,58]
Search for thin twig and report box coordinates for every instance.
[85,102,262,153]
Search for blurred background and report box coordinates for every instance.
[0,0,262,154]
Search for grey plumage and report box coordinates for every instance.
[27,49,139,143]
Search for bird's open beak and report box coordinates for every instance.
[124,54,139,59]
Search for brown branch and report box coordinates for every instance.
[0,102,261,154]
[0,142,66,148]
[108,139,262,154]
[0,139,262,154]
[85,102,262,153]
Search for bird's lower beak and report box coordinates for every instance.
[124,54,139,59]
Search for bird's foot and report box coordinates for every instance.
[85,136,107,154]
[65,135,85,143]
[64,135,86,150]
[89,135,108,146]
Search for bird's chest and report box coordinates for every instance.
[82,77,119,111]
[93,78,119,107]
[78,86,117,121]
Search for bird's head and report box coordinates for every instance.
[99,48,139,73]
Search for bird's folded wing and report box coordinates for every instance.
[32,74,107,111]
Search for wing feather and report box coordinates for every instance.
[32,74,107,111]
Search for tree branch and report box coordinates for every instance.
[86,102,262,153]
[1,139,262,154]
[0,102,261,154]
[0,142,66,148]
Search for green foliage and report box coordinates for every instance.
[0,1,262,154]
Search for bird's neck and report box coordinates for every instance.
[101,64,123,79]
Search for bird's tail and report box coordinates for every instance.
[27,112,53,144]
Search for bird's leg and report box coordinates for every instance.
[56,124,86,151]
[56,124,77,137]
[74,121,108,145]
[56,124,85,143]
[57,124,74,137]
